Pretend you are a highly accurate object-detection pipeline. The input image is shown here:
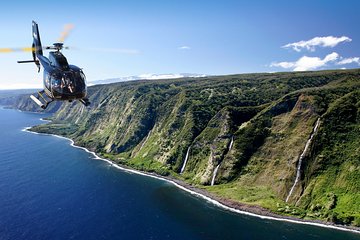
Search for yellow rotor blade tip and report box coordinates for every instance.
[58,23,75,43]
[0,48,13,53]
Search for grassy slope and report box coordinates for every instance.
[299,90,360,225]
[27,69,360,226]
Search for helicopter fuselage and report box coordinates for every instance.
[15,21,90,109]
[38,51,87,101]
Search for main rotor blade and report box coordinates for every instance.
[1,23,74,54]
[58,24,74,43]
[0,47,34,53]
[0,45,71,54]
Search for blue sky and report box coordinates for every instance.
[0,0,359,89]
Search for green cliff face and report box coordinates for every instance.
[0,90,62,113]
[26,69,360,226]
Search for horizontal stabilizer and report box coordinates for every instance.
[17,60,39,64]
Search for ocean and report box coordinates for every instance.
[0,107,359,240]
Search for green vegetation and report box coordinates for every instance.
[11,69,360,227]
[299,90,360,226]
[205,182,282,211]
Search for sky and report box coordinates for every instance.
[0,0,359,89]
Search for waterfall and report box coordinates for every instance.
[180,147,191,174]
[211,164,220,186]
[210,136,233,186]
[286,118,321,203]
[229,136,234,151]
[139,130,152,151]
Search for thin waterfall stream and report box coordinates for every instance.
[286,118,321,203]
[211,136,234,186]
[180,147,190,174]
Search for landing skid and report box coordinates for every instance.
[79,98,91,107]
[30,91,90,109]
[30,90,53,109]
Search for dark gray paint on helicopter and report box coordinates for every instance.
[18,21,90,109]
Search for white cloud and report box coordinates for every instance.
[271,52,339,71]
[336,57,360,65]
[271,61,295,69]
[323,52,339,62]
[283,36,351,52]
[178,46,191,50]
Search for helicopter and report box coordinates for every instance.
[2,21,90,109]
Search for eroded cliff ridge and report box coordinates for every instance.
[17,69,360,226]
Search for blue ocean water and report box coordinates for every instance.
[0,107,359,240]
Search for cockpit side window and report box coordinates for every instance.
[44,71,50,89]
[50,73,61,90]
[80,70,86,82]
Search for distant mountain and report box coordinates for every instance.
[0,89,41,99]
[0,89,61,113]
[7,69,360,227]
[88,73,207,86]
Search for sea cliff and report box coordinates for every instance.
[6,69,360,227]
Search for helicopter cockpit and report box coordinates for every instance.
[2,21,90,109]
[45,68,87,99]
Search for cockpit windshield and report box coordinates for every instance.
[50,70,86,97]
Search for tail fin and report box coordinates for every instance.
[32,21,43,56]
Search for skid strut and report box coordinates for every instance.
[79,98,91,107]
[30,90,53,109]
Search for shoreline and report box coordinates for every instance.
[23,126,360,235]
